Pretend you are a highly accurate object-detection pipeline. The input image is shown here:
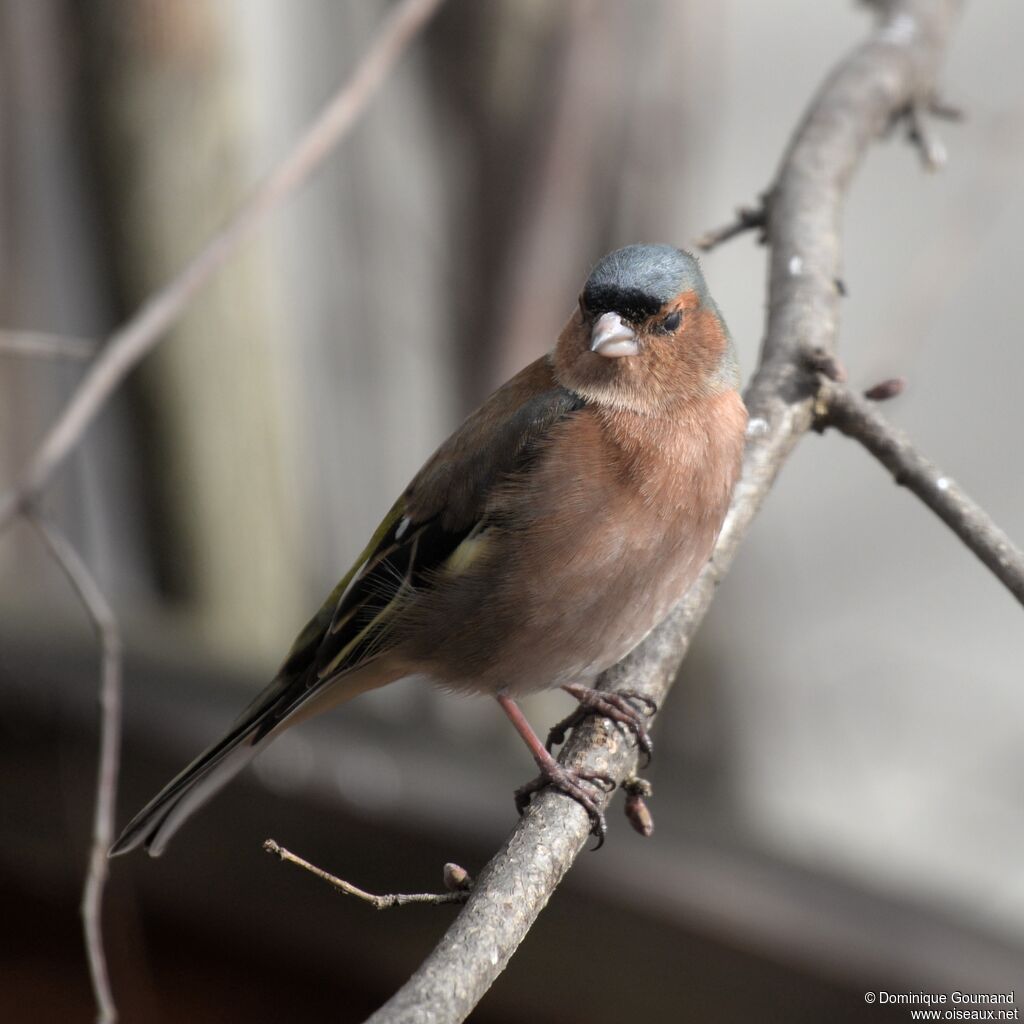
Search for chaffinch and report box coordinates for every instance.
[111,243,747,856]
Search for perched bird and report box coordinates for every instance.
[111,243,747,857]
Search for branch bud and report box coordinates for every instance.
[443,863,473,892]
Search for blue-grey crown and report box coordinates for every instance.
[582,244,707,321]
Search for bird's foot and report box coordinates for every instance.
[547,685,658,767]
[514,759,616,848]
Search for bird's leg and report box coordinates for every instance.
[496,694,615,846]
[546,684,658,767]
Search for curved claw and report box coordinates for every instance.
[624,693,659,715]
[545,709,583,753]
[576,769,616,793]
[514,762,612,847]
[558,685,658,768]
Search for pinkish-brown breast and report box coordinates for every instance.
[407,389,747,697]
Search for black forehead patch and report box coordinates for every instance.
[582,244,706,321]
[581,285,663,322]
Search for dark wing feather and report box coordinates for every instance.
[109,359,582,855]
[275,356,584,694]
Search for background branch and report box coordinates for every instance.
[264,841,471,910]
[0,330,98,361]
[28,512,123,1024]
[1,4,444,1021]
[0,0,445,533]
[366,2,965,1021]
[817,379,1024,605]
[693,200,768,252]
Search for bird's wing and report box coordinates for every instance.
[270,355,584,708]
[109,357,584,856]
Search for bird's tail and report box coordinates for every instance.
[109,663,391,858]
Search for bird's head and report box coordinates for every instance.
[553,244,739,413]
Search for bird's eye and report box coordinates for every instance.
[662,310,682,332]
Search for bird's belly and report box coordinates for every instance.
[419,515,716,698]
[517,544,706,693]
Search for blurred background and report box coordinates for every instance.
[1,1,1022,1021]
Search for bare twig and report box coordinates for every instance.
[263,840,471,909]
[0,330,99,361]
[803,346,848,383]
[904,102,949,170]
[693,200,768,252]
[887,88,962,172]
[927,94,964,120]
[366,3,964,1021]
[0,0,445,532]
[28,513,123,1024]
[817,380,1024,606]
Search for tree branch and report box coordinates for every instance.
[0,330,98,361]
[0,0,445,532]
[28,513,123,1024]
[906,103,948,169]
[365,2,964,1021]
[693,199,768,252]
[816,380,1024,605]
[4,6,446,1018]
[263,840,472,909]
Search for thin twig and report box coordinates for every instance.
[263,840,471,909]
[816,380,1024,606]
[693,201,768,252]
[366,3,964,1021]
[28,513,123,1024]
[803,346,848,383]
[0,330,99,361]
[0,0,445,532]
[927,94,964,120]
[904,102,949,170]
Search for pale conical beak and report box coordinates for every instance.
[590,312,638,358]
